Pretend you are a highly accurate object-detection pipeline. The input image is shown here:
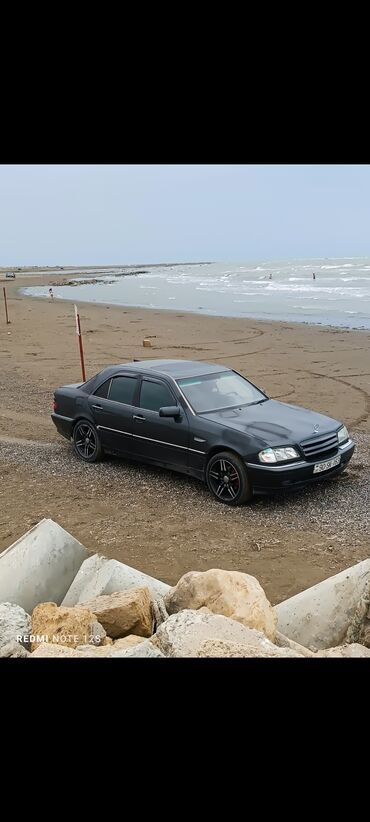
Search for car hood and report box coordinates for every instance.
[201,399,341,447]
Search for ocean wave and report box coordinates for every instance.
[341,276,370,282]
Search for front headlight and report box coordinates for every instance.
[258,446,299,464]
[338,425,349,444]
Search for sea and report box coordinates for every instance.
[22,257,370,330]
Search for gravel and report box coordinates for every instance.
[0,431,369,541]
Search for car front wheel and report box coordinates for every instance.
[73,420,103,463]
[206,451,252,506]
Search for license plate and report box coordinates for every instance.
[313,454,341,474]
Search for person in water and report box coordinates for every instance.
[312,272,316,280]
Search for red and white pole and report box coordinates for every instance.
[74,304,86,382]
[3,287,10,324]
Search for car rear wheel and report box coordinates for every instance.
[206,451,252,506]
[73,420,103,463]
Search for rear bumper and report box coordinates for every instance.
[51,413,74,440]
[246,439,355,494]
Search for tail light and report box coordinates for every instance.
[53,398,58,412]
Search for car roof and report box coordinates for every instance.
[102,359,228,380]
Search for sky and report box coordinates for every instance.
[1,164,370,266]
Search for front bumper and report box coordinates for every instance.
[246,439,355,494]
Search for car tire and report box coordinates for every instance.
[73,419,103,463]
[206,451,252,506]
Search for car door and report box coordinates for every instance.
[88,373,139,455]
[132,377,190,470]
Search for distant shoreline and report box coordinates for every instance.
[0,261,214,276]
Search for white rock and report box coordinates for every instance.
[0,640,30,658]
[196,639,300,658]
[111,640,165,658]
[30,644,85,657]
[153,609,302,658]
[0,602,31,650]
[165,569,276,640]
[315,643,370,658]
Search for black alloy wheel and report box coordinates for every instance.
[73,420,102,463]
[206,451,252,506]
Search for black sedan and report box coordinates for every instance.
[52,359,355,506]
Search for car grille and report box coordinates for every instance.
[300,432,339,461]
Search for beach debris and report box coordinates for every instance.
[143,338,152,347]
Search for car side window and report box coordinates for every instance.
[140,380,174,412]
[93,379,111,399]
[109,376,137,405]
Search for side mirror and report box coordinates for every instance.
[159,406,182,418]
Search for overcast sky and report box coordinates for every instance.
[1,164,370,266]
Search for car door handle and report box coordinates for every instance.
[92,404,103,410]
[133,414,146,422]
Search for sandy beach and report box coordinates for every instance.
[1,272,370,604]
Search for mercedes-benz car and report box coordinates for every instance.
[51,359,355,506]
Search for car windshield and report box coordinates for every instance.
[177,371,267,413]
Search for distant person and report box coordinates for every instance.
[49,287,54,299]
[312,272,316,280]
[269,273,272,280]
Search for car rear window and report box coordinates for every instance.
[109,376,137,405]
[94,379,111,399]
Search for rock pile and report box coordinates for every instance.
[1,520,370,658]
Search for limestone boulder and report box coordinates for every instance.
[75,636,148,656]
[196,639,302,658]
[0,640,31,658]
[111,640,165,658]
[31,602,107,650]
[31,644,86,657]
[75,645,113,656]
[153,609,292,658]
[0,602,32,650]
[76,587,153,639]
[164,569,276,640]
[112,635,147,650]
[315,644,370,658]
